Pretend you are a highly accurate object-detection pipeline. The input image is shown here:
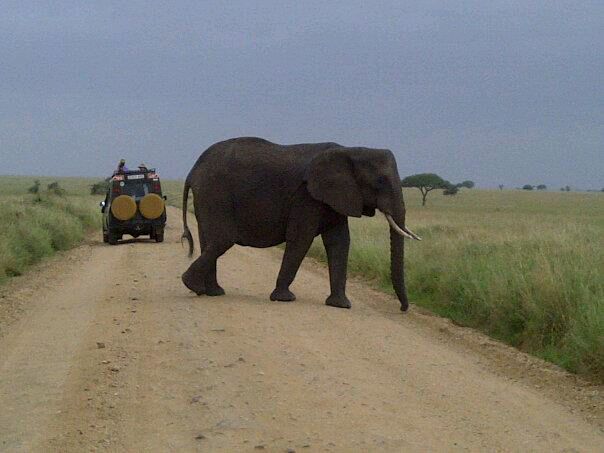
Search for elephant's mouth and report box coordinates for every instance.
[362,206,376,217]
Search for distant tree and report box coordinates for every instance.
[401,173,449,206]
[601,188,604,192]
[536,184,547,190]
[522,184,534,191]
[459,180,475,189]
[47,181,66,196]
[28,180,42,201]
[28,180,40,194]
[564,185,571,192]
[498,184,504,191]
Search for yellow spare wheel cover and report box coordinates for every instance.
[111,195,137,220]
[139,193,165,219]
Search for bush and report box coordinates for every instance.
[443,185,459,196]
[90,179,111,195]
[47,181,66,196]
[27,180,41,194]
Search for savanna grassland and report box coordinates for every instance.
[3,176,603,380]
[309,189,604,380]
[0,176,187,286]
[0,176,100,284]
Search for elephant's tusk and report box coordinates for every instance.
[403,226,422,241]
[384,214,422,241]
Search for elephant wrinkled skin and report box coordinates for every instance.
[181,137,419,311]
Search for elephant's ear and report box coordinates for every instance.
[306,149,363,217]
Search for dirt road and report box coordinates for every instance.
[0,207,602,452]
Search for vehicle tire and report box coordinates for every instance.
[155,229,164,243]
[140,194,165,219]
[103,229,109,243]
[108,231,119,245]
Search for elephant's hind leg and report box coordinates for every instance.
[182,241,232,296]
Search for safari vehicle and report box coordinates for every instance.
[100,168,167,245]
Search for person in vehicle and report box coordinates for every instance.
[115,159,128,174]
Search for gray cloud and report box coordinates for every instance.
[1,0,602,188]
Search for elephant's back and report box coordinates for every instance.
[189,136,346,196]
[187,137,342,247]
[193,137,314,188]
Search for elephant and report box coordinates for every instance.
[181,137,421,311]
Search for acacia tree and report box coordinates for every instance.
[401,173,449,206]
[459,180,475,189]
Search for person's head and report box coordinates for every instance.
[138,162,147,169]
[119,159,126,167]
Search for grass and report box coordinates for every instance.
[0,175,185,285]
[5,176,602,380]
[308,189,604,380]
[0,177,100,284]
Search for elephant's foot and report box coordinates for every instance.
[182,272,206,296]
[205,284,225,297]
[270,288,296,302]
[325,294,352,309]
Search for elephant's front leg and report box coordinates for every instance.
[321,220,352,309]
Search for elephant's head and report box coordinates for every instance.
[305,147,421,311]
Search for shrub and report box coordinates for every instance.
[443,185,459,196]
[47,181,66,196]
[27,180,41,194]
[90,179,111,195]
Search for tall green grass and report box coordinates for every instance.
[0,177,100,284]
[308,189,604,380]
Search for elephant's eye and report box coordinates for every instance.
[376,175,387,188]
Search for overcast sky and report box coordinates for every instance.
[1,1,602,189]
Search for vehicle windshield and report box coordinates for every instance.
[121,180,152,199]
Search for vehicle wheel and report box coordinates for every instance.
[108,231,119,245]
[155,229,164,243]
[103,230,109,243]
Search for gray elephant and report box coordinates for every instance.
[181,137,420,311]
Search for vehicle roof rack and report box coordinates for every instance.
[122,168,156,175]
[111,168,158,180]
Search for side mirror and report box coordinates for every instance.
[99,201,106,208]
[163,196,167,200]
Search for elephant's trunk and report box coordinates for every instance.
[389,193,410,312]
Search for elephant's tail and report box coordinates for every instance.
[181,178,194,257]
